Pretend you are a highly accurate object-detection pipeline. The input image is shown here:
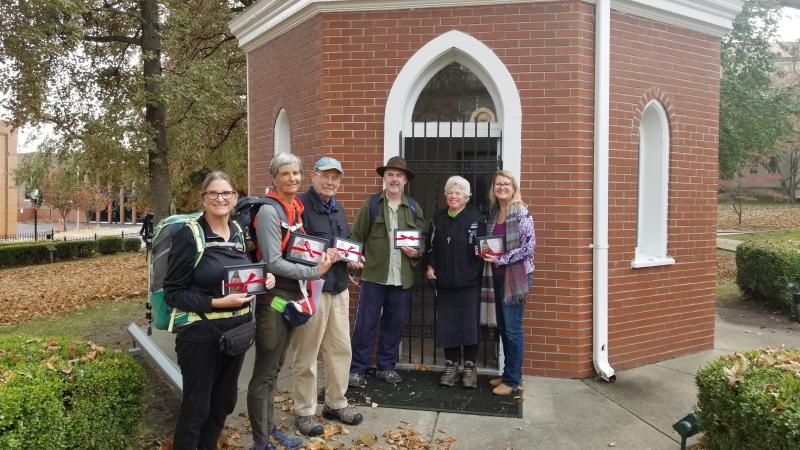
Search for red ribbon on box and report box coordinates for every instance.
[479,249,505,257]
[394,234,421,242]
[336,245,362,258]
[224,272,267,292]
[289,240,323,258]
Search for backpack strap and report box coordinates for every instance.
[262,196,304,252]
[368,192,417,231]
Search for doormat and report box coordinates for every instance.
[343,369,523,418]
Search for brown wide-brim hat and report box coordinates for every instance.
[376,155,415,180]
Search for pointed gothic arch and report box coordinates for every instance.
[383,30,522,177]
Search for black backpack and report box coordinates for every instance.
[234,196,303,262]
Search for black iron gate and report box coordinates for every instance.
[400,121,503,370]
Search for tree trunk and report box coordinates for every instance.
[141,0,172,222]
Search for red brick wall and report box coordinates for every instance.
[607,11,719,370]
[247,16,324,194]
[246,1,720,378]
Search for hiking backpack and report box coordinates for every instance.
[367,192,418,230]
[233,196,303,262]
[147,213,243,333]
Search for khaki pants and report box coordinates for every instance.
[291,289,352,416]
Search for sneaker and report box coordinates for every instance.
[295,415,324,437]
[348,372,366,388]
[375,369,403,384]
[269,424,303,449]
[492,382,515,396]
[461,361,477,388]
[439,360,459,387]
[489,376,503,387]
[250,443,278,450]
[322,404,364,425]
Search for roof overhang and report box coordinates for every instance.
[229,0,743,52]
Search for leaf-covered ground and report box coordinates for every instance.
[0,253,147,325]
[718,203,800,231]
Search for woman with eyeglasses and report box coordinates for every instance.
[164,171,276,450]
[480,170,536,396]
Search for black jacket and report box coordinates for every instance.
[424,205,485,290]
[299,186,351,294]
[164,215,252,342]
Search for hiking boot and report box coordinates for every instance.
[295,415,324,437]
[269,424,303,449]
[439,360,459,387]
[462,361,477,388]
[348,372,366,388]
[489,377,503,387]
[322,405,364,425]
[492,383,515,396]
[375,369,403,384]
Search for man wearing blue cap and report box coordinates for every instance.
[292,157,364,436]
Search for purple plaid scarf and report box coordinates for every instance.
[479,203,532,327]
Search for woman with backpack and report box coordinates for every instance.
[164,171,275,450]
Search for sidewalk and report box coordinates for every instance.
[132,296,800,450]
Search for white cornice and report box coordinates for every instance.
[230,0,743,52]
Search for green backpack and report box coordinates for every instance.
[147,213,243,333]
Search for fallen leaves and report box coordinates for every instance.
[723,352,750,385]
[0,253,147,325]
[718,203,800,231]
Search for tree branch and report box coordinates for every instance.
[85,35,142,46]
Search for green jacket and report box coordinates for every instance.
[351,191,426,289]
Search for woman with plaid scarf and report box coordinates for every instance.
[480,170,536,395]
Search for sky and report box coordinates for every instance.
[4,6,800,154]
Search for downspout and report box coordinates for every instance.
[593,0,616,382]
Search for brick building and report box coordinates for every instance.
[230,0,740,379]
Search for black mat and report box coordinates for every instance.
[343,369,522,418]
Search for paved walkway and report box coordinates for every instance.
[131,297,800,450]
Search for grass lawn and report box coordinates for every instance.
[725,228,800,242]
[0,297,143,338]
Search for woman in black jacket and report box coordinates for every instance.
[425,175,486,388]
[164,171,275,450]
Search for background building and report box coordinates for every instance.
[0,122,18,236]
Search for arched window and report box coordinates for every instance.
[274,109,291,154]
[412,62,496,122]
[633,100,674,268]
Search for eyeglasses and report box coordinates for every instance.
[494,182,512,188]
[314,171,342,183]
[204,191,236,200]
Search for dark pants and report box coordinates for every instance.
[174,336,245,450]
[350,281,411,374]
[494,276,525,388]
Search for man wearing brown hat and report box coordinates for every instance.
[348,156,426,386]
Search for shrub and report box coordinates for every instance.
[54,240,97,259]
[123,237,143,252]
[97,236,123,254]
[0,242,52,267]
[736,240,800,308]
[696,348,800,450]
[0,336,146,449]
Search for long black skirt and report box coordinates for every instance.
[435,285,480,349]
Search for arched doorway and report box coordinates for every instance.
[384,31,521,370]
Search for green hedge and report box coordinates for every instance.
[736,240,800,308]
[123,237,142,252]
[0,336,146,449]
[696,348,800,449]
[0,241,99,268]
[97,236,123,254]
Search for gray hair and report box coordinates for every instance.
[444,176,471,197]
[269,152,302,178]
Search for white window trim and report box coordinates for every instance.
[632,99,673,269]
[383,30,521,178]
[274,109,291,154]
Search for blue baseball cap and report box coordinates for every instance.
[314,157,343,174]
